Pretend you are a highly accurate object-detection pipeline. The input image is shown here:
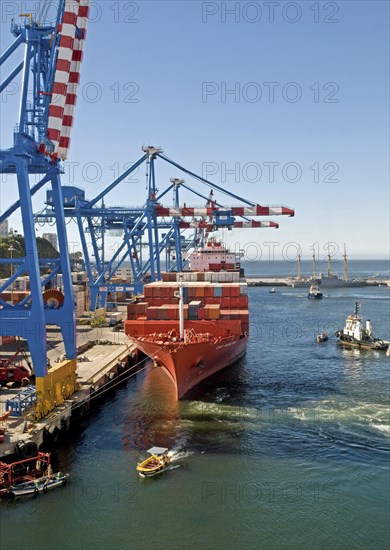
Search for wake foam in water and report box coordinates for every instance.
[181,400,259,422]
[369,423,390,436]
[288,398,390,445]
[168,450,194,461]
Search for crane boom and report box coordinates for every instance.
[47,0,90,159]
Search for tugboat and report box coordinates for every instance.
[308,283,323,300]
[335,302,389,350]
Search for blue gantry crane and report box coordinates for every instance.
[0,1,89,408]
[36,145,294,310]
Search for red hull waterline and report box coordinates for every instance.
[129,335,248,399]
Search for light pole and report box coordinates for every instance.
[8,245,14,304]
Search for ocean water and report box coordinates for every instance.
[1,277,389,549]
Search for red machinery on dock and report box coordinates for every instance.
[0,452,52,496]
[0,347,31,387]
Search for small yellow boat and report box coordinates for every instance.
[136,447,171,477]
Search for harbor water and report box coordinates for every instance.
[1,280,389,549]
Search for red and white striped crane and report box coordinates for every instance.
[46,0,90,160]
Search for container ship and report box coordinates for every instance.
[125,239,248,399]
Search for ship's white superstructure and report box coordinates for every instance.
[189,239,242,272]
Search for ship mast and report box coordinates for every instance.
[297,253,301,279]
[178,274,185,341]
[312,251,316,277]
[343,244,348,281]
[327,252,332,277]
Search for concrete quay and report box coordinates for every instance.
[246,277,293,287]
[0,325,142,461]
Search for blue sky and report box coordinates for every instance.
[0,0,389,260]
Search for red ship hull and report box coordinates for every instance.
[128,333,247,399]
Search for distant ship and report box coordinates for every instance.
[317,247,364,287]
[291,246,366,288]
[125,239,248,399]
[335,302,389,350]
[316,273,364,288]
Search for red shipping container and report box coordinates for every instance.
[166,308,174,320]
[156,308,167,320]
[144,286,152,298]
[187,287,196,298]
[239,295,248,308]
[153,287,161,298]
[135,302,148,314]
[198,308,206,320]
[204,286,213,297]
[161,286,169,298]
[221,297,231,309]
[146,307,157,320]
[230,297,240,308]
[153,298,162,307]
[239,310,249,320]
[222,286,231,297]
[230,285,240,297]
[167,306,178,320]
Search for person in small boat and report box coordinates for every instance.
[144,458,158,469]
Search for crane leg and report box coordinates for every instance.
[16,158,47,378]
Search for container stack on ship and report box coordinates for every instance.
[125,240,248,399]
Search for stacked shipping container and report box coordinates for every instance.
[125,274,249,337]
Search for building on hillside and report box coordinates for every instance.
[0,219,9,238]
[42,232,58,250]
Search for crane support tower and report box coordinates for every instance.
[0,0,89,395]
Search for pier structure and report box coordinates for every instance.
[0,322,141,459]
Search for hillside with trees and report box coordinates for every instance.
[0,234,60,278]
